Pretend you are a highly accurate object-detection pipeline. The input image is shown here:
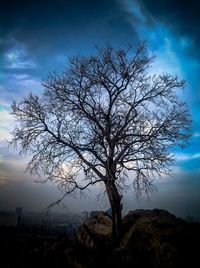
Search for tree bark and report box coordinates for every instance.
[105,179,122,241]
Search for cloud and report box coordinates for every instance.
[0,108,13,141]
[148,36,183,78]
[1,39,41,103]
[123,165,200,218]
[175,153,200,161]
[1,74,42,104]
[10,74,41,91]
[0,99,10,110]
[121,0,200,142]
[0,157,107,213]
[120,1,184,79]
[3,42,36,70]
[193,153,200,158]
[0,164,60,212]
[140,0,200,59]
[120,0,147,25]
[193,132,200,137]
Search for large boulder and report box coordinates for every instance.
[76,211,112,251]
[117,208,200,267]
[122,208,176,235]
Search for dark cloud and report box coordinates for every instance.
[141,0,200,57]
[141,0,200,23]
[0,0,140,87]
[1,0,138,71]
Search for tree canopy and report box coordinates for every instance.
[11,43,191,237]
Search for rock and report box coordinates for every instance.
[42,237,74,267]
[41,209,200,267]
[118,209,200,267]
[63,248,88,268]
[122,208,176,235]
[76,211,112,251]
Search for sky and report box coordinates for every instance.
[0,0,200,218]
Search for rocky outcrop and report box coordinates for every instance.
[75,211,112,251]
[116,209,200,267]
[75,209,200,267]
[122,208,176,235]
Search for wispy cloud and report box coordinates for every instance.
[1,39,41,102]
[193,132,200,138]
[10,73,41,90]
[175,153,200,161]
[121,0,184,79]
[3,43,36,70]
[1,74,42,103]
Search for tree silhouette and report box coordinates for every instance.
[11,43,191,239]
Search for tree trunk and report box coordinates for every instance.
[105,180,122,241]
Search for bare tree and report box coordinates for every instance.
[11,43,191,239]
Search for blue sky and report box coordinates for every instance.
[0,0,200,217]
